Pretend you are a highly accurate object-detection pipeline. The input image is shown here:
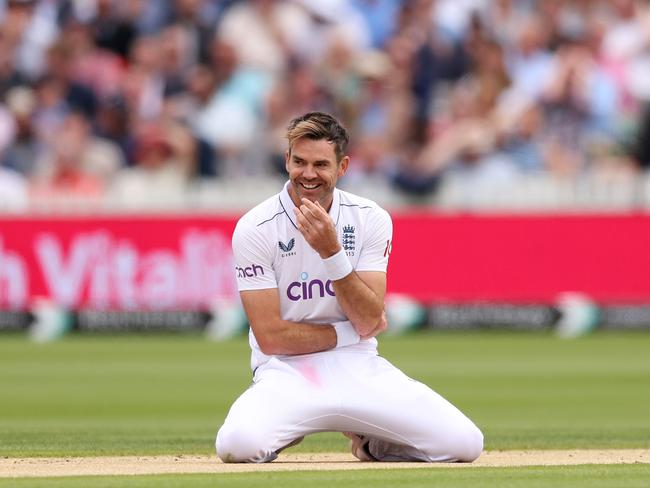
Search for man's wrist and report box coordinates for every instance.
[322,248,353,281]
[332,320,361,348]
[319,243,342,259]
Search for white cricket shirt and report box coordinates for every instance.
[232,181,393,370]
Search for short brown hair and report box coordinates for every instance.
[286,112,349,162]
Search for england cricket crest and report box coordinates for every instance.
[342,224,355,256]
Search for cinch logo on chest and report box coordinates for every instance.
[279,238,296,257]
[287,272,335,301]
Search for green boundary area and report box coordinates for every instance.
[1,330,649,486]
[1,331,649,457]
[2,465,650,488]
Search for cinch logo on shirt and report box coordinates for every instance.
[236,264,264,278]
[286,272,335,301]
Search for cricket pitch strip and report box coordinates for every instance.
[1,450,648,478]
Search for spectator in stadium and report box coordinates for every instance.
[293,0,372,69]
[598,1,649,124]
[0,0,59,81]
[409,14,468,137]
[494,95,547,174]
[630,102,650,169]
[193,37,272,176]
[29,113,110,206]
[350,0,401,49]
[87,0,138,59]
[0,99,16,167]
[108,121,195,208]
[341,49,416,192]
[93,94,132,164]
[412,114,519,206]
[0,23,28,98]
[539,38,619,176]
[166,63,221,176]
[39,109,123,180]
[217,0,311,76]
[1,85,40,176]
[122,33,167,121]
[505,14,554,100]
[0,0,647,210]
[0,80,27,212]
[41,35,100,118]
[0,165,27,210]
[444,120,519,190]
[465,38,511,118]
[481,0,522,47]
[160,0,219,75]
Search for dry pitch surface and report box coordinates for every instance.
[2,450,649,478]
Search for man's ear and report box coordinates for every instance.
[338,156,350,177]
[285,150,291,173]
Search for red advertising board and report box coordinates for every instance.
[1,213,649,309]
[0,216,238,310]
[389,212,650,304]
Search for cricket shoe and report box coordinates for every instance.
[276,436,304,454]
[343,432,377,462]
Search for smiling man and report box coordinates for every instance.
[215,112,483,463]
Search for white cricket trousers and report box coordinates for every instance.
[216,349,483,463]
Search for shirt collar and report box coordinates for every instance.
[279,180,341,229]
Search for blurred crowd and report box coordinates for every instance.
[1,0,650,211]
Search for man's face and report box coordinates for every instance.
[285,137,348,210]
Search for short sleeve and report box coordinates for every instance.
[232,219,278,291]
[355,207,393,273]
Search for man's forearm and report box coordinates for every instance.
[254,319,336,355]
[254,319,363,356]
[241,287,363,356]
[331,271,384,336]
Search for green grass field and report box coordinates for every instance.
[1,330,649,486]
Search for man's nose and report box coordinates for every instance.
[303,164,317,178]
